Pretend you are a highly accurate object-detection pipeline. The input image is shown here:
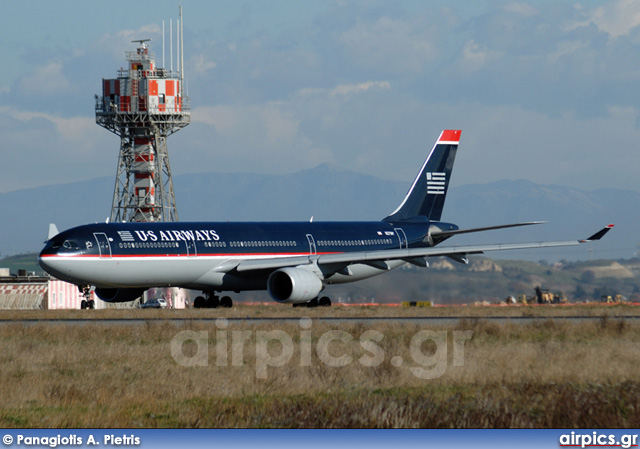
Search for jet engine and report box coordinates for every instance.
[95,287,147,303]
[267,267,323,304]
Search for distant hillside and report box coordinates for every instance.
[0,253,40,275]
[324,257,640,304]
[0,167,637,261]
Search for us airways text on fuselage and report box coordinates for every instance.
[118,229,221,243]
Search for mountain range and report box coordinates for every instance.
[0,164,637,261]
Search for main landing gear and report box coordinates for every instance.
[193,292,233,309]
[293,296,332,308]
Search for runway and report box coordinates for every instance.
[1,315,639,326]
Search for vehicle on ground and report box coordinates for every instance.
[140,297,167,308]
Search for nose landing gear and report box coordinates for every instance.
[79,286,95,309]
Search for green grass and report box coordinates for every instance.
[1,383,637,428]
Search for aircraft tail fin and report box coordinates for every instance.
[47,223,59,241]
[384,129,460,222]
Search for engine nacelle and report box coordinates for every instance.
[267,267,323,304]
[95,288,147,303]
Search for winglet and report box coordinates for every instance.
[581,224,614,242]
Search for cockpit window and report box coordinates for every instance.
[63,240,80,250]
[46,237,82,251]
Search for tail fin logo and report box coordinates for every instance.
[426,172,446,195]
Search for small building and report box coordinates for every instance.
[47,278,99,309]
[0,271,97,310]
[1,267,193,309]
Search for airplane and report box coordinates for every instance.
[39,129,613,308]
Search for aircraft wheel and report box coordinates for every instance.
[207,296,219,308]
[318,296,331,307]
[88,300,95,309]
[80,300,87,310]
[220,296,233,308]
[194,296,206,308]
[306,298,319,308]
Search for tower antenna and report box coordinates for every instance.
[180,5,185,90]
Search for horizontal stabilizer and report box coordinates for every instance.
[431,221,545,239]
[47,223,59,241]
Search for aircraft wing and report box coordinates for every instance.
[231,224,614,273]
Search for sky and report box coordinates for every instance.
[1,0,640,194]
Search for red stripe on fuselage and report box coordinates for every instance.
[40,251,342,259]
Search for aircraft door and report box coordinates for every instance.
[394,228,408,249]
[186,238,197,257]
[306,234,317,255]
[94,233,112,258]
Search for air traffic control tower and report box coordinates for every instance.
[95,34,190,222]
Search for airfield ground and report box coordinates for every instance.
[2,301,640,320]
[0,304,638,427]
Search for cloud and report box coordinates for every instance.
[191,101,333,172]
[194,103,301,147]
[3,1,640,197]
[546,40,587,64]
[17,61,70,96]
[338,15,439,73]
[0,106,95,146]
[448,103,640,192]
[502,2,538,17]
[92,24,162,62]
[576,0,640,38]
[187,78,395,175]
[330,81,390,96]
[0,106,112,192]
[192,53,217,75]
[459,40,502,73]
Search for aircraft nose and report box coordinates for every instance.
[38,251,55,274]
[39,245,62,277]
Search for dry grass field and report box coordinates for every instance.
[2,301,640,320]
[0,304,639,428]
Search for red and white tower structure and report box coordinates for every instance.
[96,14,189,222]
